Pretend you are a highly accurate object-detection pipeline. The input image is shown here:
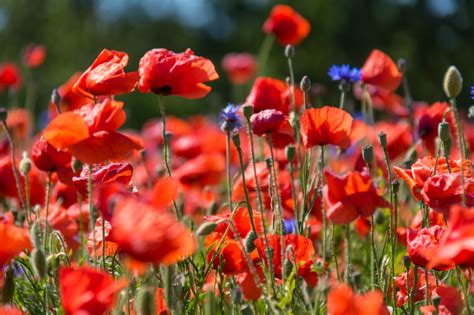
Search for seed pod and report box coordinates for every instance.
[30,220,43,249]
[300,76,311,92]
[284,45,295,59]
[339,79,351,93]
[245,230,258,252]
[135,287,155,315]
[438,120,451,142]
[242,104,254,121]
[265,157,273,169]
[443,66,463,98]
[397,58,407,73]
[362,144,374,166]
[19,152,32,176]
[164,131,173,142]
[31,248,47,279]
[196,222,218,236]
[285,144,296,162]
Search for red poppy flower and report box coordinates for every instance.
[204,207,264,239]
[263,5,310,46]
[236,268,264,301]
[206,233,249,275]
[254,234,318,287]
[245,77,291,114]
[327,284,389,315]
[130,288,170,315]
[73,49,138,99]
[174,153,225,187]
[44,98,143,164]
[138,48,219,98]
[59,265,126,315]
[87,218,118,257]
[110,196,196,265]
[374,121,412,160]
[394,268,437,307]
[394,157,471,201]
[6,108,31,142]
[250,109,286,135]
[428,205,474,269]
[419,286,463,315]
[354,216,371,238]
[0,307,23,315]
[300,106,353,149]
[50,73,90,115]
[40,204,80,251]
[0,63,21,92]
[221,53,257,84]
[0,221,31,269]
[422,173,474,215]
[361,49,402,91]
[324,169,389,224]
[416,102,455,155]
[354,84,407,116]
[32,136,72,173]
[407,226,454,270]
[22,44,46,68]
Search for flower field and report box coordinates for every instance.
[0,3,474,315]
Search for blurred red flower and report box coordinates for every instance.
[0,63,21,92]
[0,306,23,315]
[221,53,256,84]
[246,77,297,115]
[324,169,389,224]
[129,288,170,315]
[59,265,126,315]
[50,73,91,115]
[300,106,353,149]
[174,153,225,187]
[250,109,286,135]
[0,221,31,271]
[73,49,138,99]
[394,268,437,307]
[327,284,389,315]
[22,44,46,68]
[419,286,463,315]
[32,136,72,174]
[374,121,412,160]
[138,48,218,98]
[263,4,310,46]
[110,196,196,265]
[361,49,402,91]
[407,226,454,270]
[87,218,118,257]
[44,98,143,164]
[416,102,455,155]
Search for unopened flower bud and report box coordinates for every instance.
[339,79,351,93]
[374,210,385,225]
[51,88,61,107]
[443,66,463,99]
[283,259,293,278]
[402,255,411,269]
[392,179,400,194]
[265,157,273,169]
[2,266,15,303]
[378,132,387,148]
[0,107,7,122]
[19,152,32,176]
[242,104,254,121]
[31,248,47,279]
[285,77,291,86]
[196,221,218,236]
[285,145,296,162]
[397,58,407,73]
[232,133,241,149]
[245,230,258,252]
[135,287,156,315]
[207,201,218,215]
[30,220,43,249]
[432,295,441,308]
[164,131,173,142]
[362,144,374,166]
[438,120,451,142]
[284,45,295,59]
[71,158,83,173]
[300,76,311,92]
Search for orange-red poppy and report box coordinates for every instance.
[327,284,389,315]
[5,108,31,142]
[300,106,353,149]
[394,268,437,307]
[174,153,225,187]
[324,169,389,224]
[138,48,218,99]
[394,157,471,201]
[205,207,264,239]
[246,77,298,115]
[263,5,310,46]
[221,53,257,85]
[361,49,402,91]
[32,136,72,173]
[205,233,249,275]
[0,306,23,315]
[59,265,126,315]
[407,226,454,270]
[0,221,31,269]
[416,102,455,155]
[419,286,463,315]
[44,98,143,164]
[110,196,196,265]
[0,63,21,92]
[87,218,118,257]
[73,49,138,99]
[22,44,46,68]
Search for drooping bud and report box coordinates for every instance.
[51,88,61,107]
[284,45,295,59]
[378,132,387,148]
[443,66,463,98]
[392,179,400,195]
[30,220,43,249]
[0,107,7,122]
[374,210,385,225]
[362,144,374,166]
[31,248,47,279]
[438,120,451,142]
[402,255,411,269]
[2,266,15,303]
[285,144,296,162]
[19,151,32,176]
[397,58,407,73]
[196,221,218,236]
[245,230,258,252]
[135,287,156,315]
[300,76,311,92]
[231,133,241,149]
[71,158,83,173]
[242,104,254,121]
[339,79,351,93]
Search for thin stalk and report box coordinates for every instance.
[333,224,341,283]
[225,132,233,214]
[339,90,346,110]
[24,174,31,224]
[158,95,172,177]
[257,35,274,76]
[345,224,351,285]
[101,213,106,270]
[287,56,296,113]
[267,136,283,234]
[449,98,467,206]
[43,172,52,251]
[88,164,97,266]
[320,146,328,267]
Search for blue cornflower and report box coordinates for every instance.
[219,104,243,133]
[471,86,474,100]
[328,64,362,83]
[283,219,297,235]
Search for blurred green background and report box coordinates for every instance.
[0,0,473,129]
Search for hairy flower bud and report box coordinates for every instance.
[284,45,295,59]
[231,133,241,149]
[19,152,32,176]
[30,220,43,249]
[300,75,311,92]
[362,144,374,166]
[443,66,462,98]
[2,266,15,303]
[196,221,218,236]
[31,248,47,279]
[285,144,296,162]
[378,132,387,148]
[245,230,258,252]
[242,104,254,121]
[438,120,451,142]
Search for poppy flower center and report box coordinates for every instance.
[152,85,173,95]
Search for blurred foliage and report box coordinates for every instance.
[0,0,473,129]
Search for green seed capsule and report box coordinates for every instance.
[245,230,258,252]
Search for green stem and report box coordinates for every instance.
[159,95,172,177]
[88,164,97,266]
[449,98,467,206]
[43,172,52,251]
[287,56,296,113]
[225,132,233,214]
[345,224,351,285]
[339,90,346,110]
[257,35,274,76]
